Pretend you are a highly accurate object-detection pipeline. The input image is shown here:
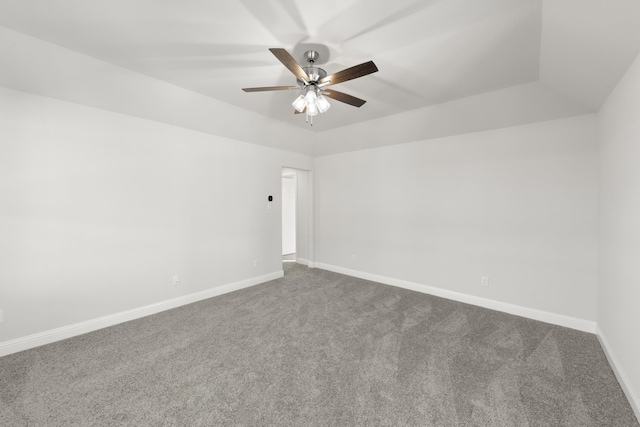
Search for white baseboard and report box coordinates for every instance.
[0,270,283,358]
[596,326,640,421]
[314,263,596,333]
[295,258,315,268]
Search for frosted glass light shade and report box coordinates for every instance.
[316,95,330,113]
[306,101,319,116]
[292,94,305,112]
[304,90,317,107]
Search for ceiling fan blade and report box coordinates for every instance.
[269,48,310,82]
[294,106,306,115]
[323,89,367,107]
[242,85,299,92]
[319,61,378,86]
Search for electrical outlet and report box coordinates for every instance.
[173,275,180,286]
[352,254,357,261]
[0,309,4,323]
[253,259,259,268]
[481,276,489,287]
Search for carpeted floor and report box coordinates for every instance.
[0,264,637,426]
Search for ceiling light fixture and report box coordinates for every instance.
[243,48,378,126]
[293,85,331,123]
[292,52,330,125]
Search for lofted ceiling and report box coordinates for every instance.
[0,0,639,153]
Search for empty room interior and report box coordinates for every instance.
[1,0,639,425]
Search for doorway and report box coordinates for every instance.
[281,167,313,266]
[282,168,297,262]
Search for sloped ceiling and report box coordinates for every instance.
[0,0,639,156]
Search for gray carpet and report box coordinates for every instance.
[0,264,637,426]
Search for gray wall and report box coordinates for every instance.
[598,49,640,415]
[0,87,312,343]
[315,115,598,321]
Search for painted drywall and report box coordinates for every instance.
[0,24,594,159]
[0,86,312,343]
[540,0,640,111]
[313,81,592,157]
[0,26,314,156]
[315,115,598,321]
[598,50,640,413]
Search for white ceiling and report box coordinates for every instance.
[0,0,639,153]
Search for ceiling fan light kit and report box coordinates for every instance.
[243,48,378,126]
[316,94,331,113]
[292,94,306,112]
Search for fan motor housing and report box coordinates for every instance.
[299,65,327,85]
[295,50,327,87]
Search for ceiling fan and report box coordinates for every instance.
[242,48,378,125]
